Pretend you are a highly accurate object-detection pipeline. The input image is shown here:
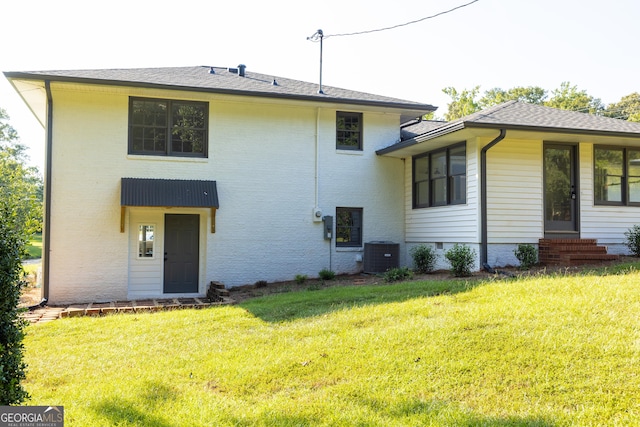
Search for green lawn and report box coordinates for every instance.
[24,232,42,259]
[23,264,640,426]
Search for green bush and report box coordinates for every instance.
[624,225,640,257]
[0,205,29,405]
[514,244,538,270]
[295,274,307,285]
[445,244,476,277]
[383,267,414,283]
[318,269,336,281]
[410,244,438,274]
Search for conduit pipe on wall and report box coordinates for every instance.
[315,107,320,209]
[480,129,506,268]
[43,80,53,301]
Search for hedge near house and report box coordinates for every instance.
[0,107,32,404]
[0,201,29,405]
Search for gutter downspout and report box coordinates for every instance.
[480,129,506,268]
[43,81,53,301]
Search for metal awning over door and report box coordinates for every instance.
[120,178,219,232]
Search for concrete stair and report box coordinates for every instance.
[538,238,619,266]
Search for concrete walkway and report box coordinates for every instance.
[22,296,236,324]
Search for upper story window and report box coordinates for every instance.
[336,112,362,150]
[336,207,363,247]
[594,146,640,205]
[413,143,466,208]
[129,97,208,157]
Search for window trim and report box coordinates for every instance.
[594,145,640,206]
[336,111,363,151]
[412,142,467,209]
[137,224,156,259]
[335,207,363,247]
[128,97,209,158]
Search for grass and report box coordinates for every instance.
[24,232,42,259]
[23,264,640,426]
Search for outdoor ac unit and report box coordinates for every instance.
[363,241,399,273]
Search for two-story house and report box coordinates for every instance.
[5,65,435,304]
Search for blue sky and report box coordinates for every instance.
[2,0,639,170]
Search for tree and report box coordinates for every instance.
[479,86,547,108]
[442,83,607,121]
[0,109,42,237]
[423,111,435,121]
[0,107,37,405]
[604,92,640,122]
[545,82,604,115]
[442,85,546,120]
[442,86,481,121]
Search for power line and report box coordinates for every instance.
[320,0,480,39]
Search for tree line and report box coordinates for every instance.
[436,82,640,122]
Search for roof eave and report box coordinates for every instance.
[376,121,467,155]
[3,72,436,114]
[377,120,640,156]
[466,121,640,139]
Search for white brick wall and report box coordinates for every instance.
[46,83,406,303]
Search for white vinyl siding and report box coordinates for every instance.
[127,208,208,299]
[406,138,543,245]
[128,211,164,298]
[486,139,543,243]
[580,142,640,249]
[406,139,479,243]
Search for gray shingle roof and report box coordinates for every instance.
[381,100,640,155]
[4,65,435,115]
[456,100,640,134]
[401,119,448,140]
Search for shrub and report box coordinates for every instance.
[0,205,29,405]
[624,225,640,257]
[514,244,538,270]
[295,274,307,285]
[410,245,437,273]
[445,244,476,277]
[318,269,336,281]
[383,267,414,283]
[254,280,268,288]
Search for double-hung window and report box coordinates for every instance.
[129,97,208,157]
[336,112,362,150]
[594,146,640,205]
[413,143,466,208]
[336,207,363,247]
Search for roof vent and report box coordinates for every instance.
[272,79,278,86]
[208,67,215,74]
[227,67,238,74]
[238,64,246,77]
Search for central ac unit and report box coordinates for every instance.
[363,241,399,273]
